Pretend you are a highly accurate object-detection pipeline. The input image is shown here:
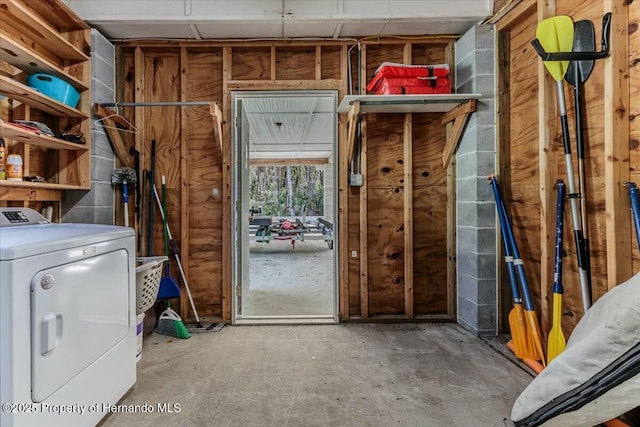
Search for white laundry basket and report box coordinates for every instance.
[135,256,167,362]
[135,256,168,315]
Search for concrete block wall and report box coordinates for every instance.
[62,29,115,224]
[454,25,498,336]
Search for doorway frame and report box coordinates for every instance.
[231,90,340,325]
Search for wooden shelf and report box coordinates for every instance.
[0,122,89,151]
[337,94,481,113]
[0,180,88,191]
[0,0,89,64]
[0,32,88,91]
[20,0,89,32]
[0,76,88,118]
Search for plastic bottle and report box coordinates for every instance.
[6,154,23,181]
[0,137,5,180]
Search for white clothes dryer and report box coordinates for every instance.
[0,208,136,427]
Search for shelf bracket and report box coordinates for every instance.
[209,102,223,156]
[346,100,361,163]
[440,99,477,168]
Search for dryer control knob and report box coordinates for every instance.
[41,274,55,290]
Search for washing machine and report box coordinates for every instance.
[0,208,137,427]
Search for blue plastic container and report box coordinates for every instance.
[26,73,80,109]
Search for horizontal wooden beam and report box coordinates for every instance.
[116,37,458,49]
[441,99,477,168]
[226,79,343,91]
[249,158,329,166]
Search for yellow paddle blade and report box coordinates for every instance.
[509,304,538,360]
[547,293,566,364]
[536,15,574,81]
[524,310,547,367]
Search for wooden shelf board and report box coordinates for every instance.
[0,122,89,151]
[21,0,90,32]
[0,180,88,191]
[0,76,88,118]
[337,94,482,114]
[0,0,89,63]
[0,32,88,91]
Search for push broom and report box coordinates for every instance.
[152,181,221,332]
[155,175,190,339]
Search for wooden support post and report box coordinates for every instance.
[359,43,368,318]
[222,46,232,320]
[496,29,513,332]
[604,0,632,290]
[270,45,276,80]
[338,44,350,320]
[134,47,146,254]
[441,99,477,168]
[444,42,456,319]
[404,113,414,318]
[402,43,414,318]
[315,45,322,80]
[179,47,191,319]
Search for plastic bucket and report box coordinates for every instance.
[136,312,145,362]
[26,73,80,109]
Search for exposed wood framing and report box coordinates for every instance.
[210,102,223,155]
[134,47,146,252]
[604,0,632,289]
[93,104,131,167]
[403,43,414,319]
[445,43,456,319]
[249,158,328,166]
[496,29,512,332]
[221,46,232,320]
[0,187,61,201]
[226,79,342,90]
[270,45,276,79]
[359,44,369,319]
[440,99,477,168]
[346,101,361,162]
[338,44,350,319]
[315,45,322,79]
[180,47,191,317]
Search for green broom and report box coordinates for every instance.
[155,175,190,339]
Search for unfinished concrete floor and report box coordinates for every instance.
[245,239,334,317]
[100,323,531,427]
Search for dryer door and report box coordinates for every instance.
[31,249,130,402]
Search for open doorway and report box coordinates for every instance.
[231,91,338,324]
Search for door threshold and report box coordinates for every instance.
[234,315,337,325]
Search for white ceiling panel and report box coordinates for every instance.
[284,22,339,38]
[66,0,493,40]
[90,23,198,39]
[191,0,282,18]
[283,0,339,16]
[196,22,283,39]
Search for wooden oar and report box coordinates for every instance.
[536,16,592,315]
[489,176,537,360]
[547,180,566,364]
